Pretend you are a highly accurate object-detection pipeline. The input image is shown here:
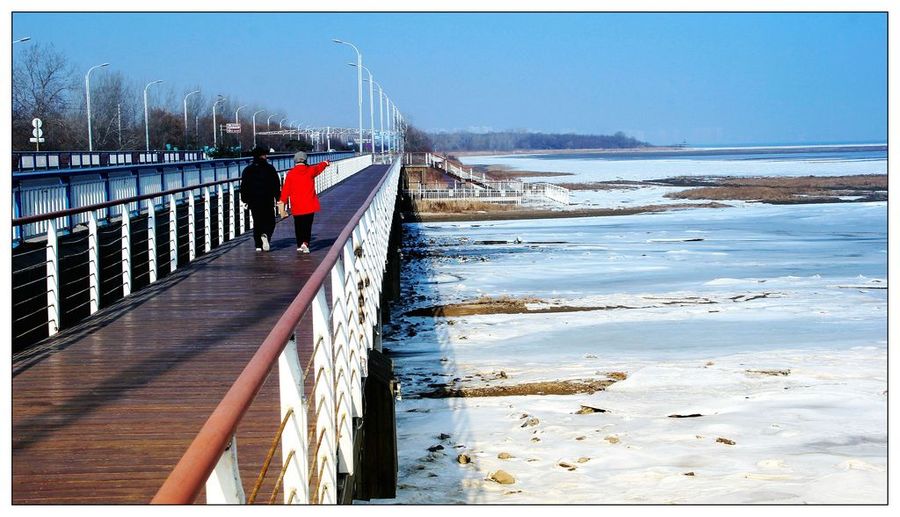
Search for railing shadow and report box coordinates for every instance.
[384,221,492,504]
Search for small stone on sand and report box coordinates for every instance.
[489,470,516,484]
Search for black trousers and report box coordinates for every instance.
[249,203,276,248]
[293,213,315,247]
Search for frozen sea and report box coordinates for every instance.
[370,147,888,505]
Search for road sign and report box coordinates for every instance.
[30,118,45,150]
[225,123,241,134]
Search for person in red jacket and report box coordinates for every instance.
[279,151,330,253]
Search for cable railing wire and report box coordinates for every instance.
[13,306,52,324]
[12,260,51,275]
[13,290,53,307]
[12,275,51,291]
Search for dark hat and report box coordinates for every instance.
[251,144,269,158]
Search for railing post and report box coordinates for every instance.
[147,200,157,284]
[333,255,363,419]
[240,195,247,235]
[344,241,368,378]
[203,187,211,253]
[206,435,246,504]
[168,195,178,272]
[188,191,196,262]
[217,184,224,245]
[330,263,355,475]
[312,287,336,504]
[88,211,100,314]
[229,184,236,240]
[121,204,132,297]
[46,221,60,336]
[278,335,310,504]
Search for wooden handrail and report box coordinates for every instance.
[151,159,397,504]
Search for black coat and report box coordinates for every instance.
[240,157,281,207]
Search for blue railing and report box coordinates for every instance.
[13,151,356,242]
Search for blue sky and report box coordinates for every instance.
[11,11,887,145]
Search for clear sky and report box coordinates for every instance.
[10,10,888,146]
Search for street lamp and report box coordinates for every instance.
[85,62,110,152]
[278,117,287,130]
[234,105,246,124]
[252,109,265,147]
[183,89,201,149]
[234,105,247,152]
[333,39,363,154]
[143,79,164,152]
[348,63,376,154]
[212,95,225,147]
[385,97,394,153]
[266,113,278,131]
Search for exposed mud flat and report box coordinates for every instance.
[660,174,887,203]
[420,376,622,398]
[403,292,780,318]
[406,202,730,223]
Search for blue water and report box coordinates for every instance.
[528,146,887,163]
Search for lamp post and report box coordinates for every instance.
[372,80,385,154]
[278,117,287,130]
[212,95,225,148]
[266,113,279,133]
[183,89,201,149]
[348,63,376,153]
[288,120,297,140]
[252,109,265,147]
[234,105,246,151]
[143,79,164,152]
[385,98,394,153]
[85,62,110,152]
[333,39,363,154]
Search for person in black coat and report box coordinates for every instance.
[240,145,281,251]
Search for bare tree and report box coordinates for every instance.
[12,43,78,150]
[88,72,142,150]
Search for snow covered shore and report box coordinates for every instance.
[370,202,887,505]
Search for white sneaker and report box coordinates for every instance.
[255,248,262,252]
[261,234,270,251]
[299,243,310,254]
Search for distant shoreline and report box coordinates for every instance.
[451,143,886,158]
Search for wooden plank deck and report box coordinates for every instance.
[12,164,391,504]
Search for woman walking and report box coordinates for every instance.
[240,145,280,252]
[279,151,330,253]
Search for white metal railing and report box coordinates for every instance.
[524,182,571,205]
[12,155,375,344]
[404,152,569,206]
[407,187,522,204]
[152,156,401,504]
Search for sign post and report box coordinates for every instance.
[29,118,45,151]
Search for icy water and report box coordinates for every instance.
[459,144,887,182]
[371,148,887,505]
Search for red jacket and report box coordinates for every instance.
[279,161,329,215]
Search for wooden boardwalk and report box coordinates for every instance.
[12,164,391,504]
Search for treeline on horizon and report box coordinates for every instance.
[417,130,650,152]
